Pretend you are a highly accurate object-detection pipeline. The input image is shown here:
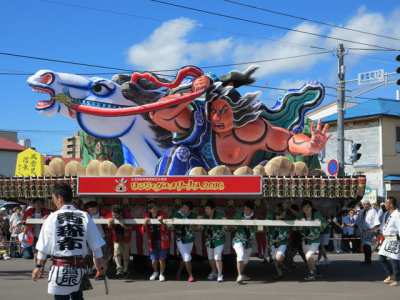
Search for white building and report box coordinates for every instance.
[308,99,400,200]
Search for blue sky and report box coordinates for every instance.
[1,0,400,154]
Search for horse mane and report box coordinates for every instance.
[112,73,173,148]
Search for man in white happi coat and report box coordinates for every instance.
[378,196,400,287]
[32,183,105,300]
[356,198,380,264]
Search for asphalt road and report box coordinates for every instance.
[0,254,398,300]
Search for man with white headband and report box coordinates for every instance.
[356,197,380,264]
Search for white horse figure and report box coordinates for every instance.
[27,70,167,175]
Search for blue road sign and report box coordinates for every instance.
[327,159,339,176]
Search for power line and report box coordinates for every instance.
[39,0,326,51]
[0,52,135,72]
[0,129,76,134]
[0,72,123,76]
[0,49,331,73]
[325,92,400,103]
[149,0,399,51]
[224,0,400,42]
[351,95,400,103]
[347,52,397,65]
[347,48,400,51]
[185,50,332,70]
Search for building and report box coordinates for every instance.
[18,138,31,148]
[308,99,400,200]
[0,130,17,142]
[62,133,81,159]
[0,137,25,176]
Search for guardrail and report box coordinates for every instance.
[26,218,321,227]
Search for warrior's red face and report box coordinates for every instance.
[210,98,234,133]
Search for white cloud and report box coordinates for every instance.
[127,8,400,78]
[325,6,400,64]
[232,22,327,78]
[128,18,232,71]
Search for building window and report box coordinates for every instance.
[396,127,400,153]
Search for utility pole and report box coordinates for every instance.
[337,43,345,176]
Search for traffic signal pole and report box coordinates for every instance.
[337,43,346,176]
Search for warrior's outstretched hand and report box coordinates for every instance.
[309,120,330,154]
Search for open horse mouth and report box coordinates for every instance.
[32,86,55,110]
[31,85,56,110]
[28,72,56,111]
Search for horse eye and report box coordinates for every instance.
[91,83,111,96]
[92,84,103,93]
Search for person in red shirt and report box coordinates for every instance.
[106,205,132,278]
[141,201,170,282]
[22,199,50,264]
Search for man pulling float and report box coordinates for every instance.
[32,183,106,300]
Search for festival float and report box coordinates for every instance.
[0,65,366,256]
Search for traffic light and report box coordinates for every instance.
[396,55,400,85]
[350,143,362,163]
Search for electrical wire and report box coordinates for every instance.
[149,0,399,51]
[38,0,327,51]
[224,0,400,42]
[347,48,400,51]
[0,49,332,73]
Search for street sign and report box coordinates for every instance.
[327,159,339,176]
[357,69,384,85]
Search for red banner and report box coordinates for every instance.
[77,176,262,196]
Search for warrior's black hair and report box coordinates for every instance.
[206,66,263,128]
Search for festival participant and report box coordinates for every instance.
[32,183,105,300]
[378,196,400,287]
[331,212,344,254]
[343,208,357,252]
[203,200,225,282]
[18,223,34,259]
[142,201,169,282]
[174,201,196,282]
[23,199,50,248]
[84,201,109,277]
[0,210,11,260]
[267,204,289,279]
[318,219,331,265]
[285,204,307,267]
[356,198,380,264]
[233,201,256,283]
[106,205,132,278]
[298,200,327,281]
[85,201,107,239]
[9,206,23,257]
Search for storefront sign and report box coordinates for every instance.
[77,176,263,195]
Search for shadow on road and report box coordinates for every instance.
[0,255,385,283]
